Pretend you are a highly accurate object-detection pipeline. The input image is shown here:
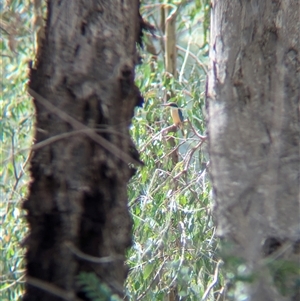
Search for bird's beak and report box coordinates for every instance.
[161,103,170,107]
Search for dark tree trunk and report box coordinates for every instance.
[23,1,142,300]
[207,1,299,301]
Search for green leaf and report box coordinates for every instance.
[143,263,155,281]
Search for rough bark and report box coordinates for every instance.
[165,6,177,76]
[23,1,142,300]
[207,1,299,301]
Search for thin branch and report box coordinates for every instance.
[147,168,172,196]
[0,19,11,35]
[28,88,142,166]
[183,139,204,170]
[139,128,166,153]
[26,276,84,301]
[65,241,123,264]
[216,285,226,301]
[201,260,224,301]
[11,132,19,182]
[161,124,181,136]
[136,257,168,301]
[9,132,32,199]
[1,54,14,58]
[177,44,208,74]
[179,36,192,83]
[0,275,25,291]
[31,128,124,151]
[11,150,32,194]
[156,138,185,164]
[167,221,186,289]
[187,119,207,140]
[173,139,204,180]
[4,129,126,166]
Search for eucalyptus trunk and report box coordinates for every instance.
[23,1,141,300]
[207,1,300,300]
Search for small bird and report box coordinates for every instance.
[162,102,185,137]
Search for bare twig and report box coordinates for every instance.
[11,133,19,182]
[11,150,32,193]
[4,129,125,166]
[167,221,186,289]
[8,132,32,198]
[173,139,204,180]
[1,54,14,58]
[0,19,11,35]
[177,45,208,74]
[65,241,123,264]
[28,88,142,165]
[156,137,185,165]
[216,285,226,301]
[136,257,168,301]
[140,128,166,153]
[0,275,25,291]
[26,276,84,301]
[201,260,224,301]
[187,119,207,140]
[183,140,204,170]
[179,36,192,83]
[31,128,124,151]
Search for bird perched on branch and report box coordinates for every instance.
[162,102,185,137]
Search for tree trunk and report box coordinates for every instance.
[23,1,142,300]
[207,1,299,301]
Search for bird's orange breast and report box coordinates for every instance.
[171,108,182,126]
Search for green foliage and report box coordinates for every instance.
[220,242,300,300]
[3,1,297,301]
[1,0,219,300]
[126,1,222,300]
[1,1,37,300]
[77,272,122,301]
[266,258,300,297]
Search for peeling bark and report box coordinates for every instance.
[23,1,141,300]
[207,1,300,300]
